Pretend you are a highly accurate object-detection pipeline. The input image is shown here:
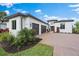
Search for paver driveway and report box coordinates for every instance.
[38,31,79,56]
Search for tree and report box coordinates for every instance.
[0,12,7,22]
[75,21,79,33]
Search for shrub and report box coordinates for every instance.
[0,28,41,51]
[0,32,16,49]
[72,28,76,33]
[0,32,10,42]
[13,28,37,49]
[73,21,79,34]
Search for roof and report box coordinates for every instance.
[6,13,48,25]
[47,20,58,22]
[54,20,74,23]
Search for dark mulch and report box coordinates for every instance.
[0,38,42,53]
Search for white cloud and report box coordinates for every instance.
[35,9,43,14]
[13,8,28,13]
[21,11,27,13]
[35,9,42,13]
[73,8,79,11]
[0,3,13,8]
[4,10,10,14]
[44,15,58,20]
[69,4,79,14]
[43,14,69,20]
[69,4,79,7]
[43,15,48,17]
[72,8,79,14]
[76,11,79,14]
[13,8,22,12]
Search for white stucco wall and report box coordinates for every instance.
[8,16,48,36]
[54,22,74,33]
[8,16,21,36]
[23,17,48,35]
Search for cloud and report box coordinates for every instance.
[35,9,42,13]
[73,8,79,11]
[13,8,22,12]
[44,15,58,20]
[69,4,79,14]
[4,10,10,15]
[35,9,43,14]
[13,8,28,13]
[72,8,79,14]
[43,14,68,20]
[21,11,27,13]
[69,4,79,7]
[0,3,13,8]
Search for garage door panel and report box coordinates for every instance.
[41,25,46,33]
[32,23,39,35]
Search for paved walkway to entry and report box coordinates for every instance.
[38,32,79,56]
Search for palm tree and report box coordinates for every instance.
[0,12,7,22]
[0,12,7,30]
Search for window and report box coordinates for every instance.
[60,23,65,29]
[12,20,16,29]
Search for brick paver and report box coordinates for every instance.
[38,32,79,56]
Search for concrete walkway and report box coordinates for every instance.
[38,32,79,56]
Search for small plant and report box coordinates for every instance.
[0,32,16,49]
[0,32,10,42]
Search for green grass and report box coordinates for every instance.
[0,44,53,56]
[0,48,8,56]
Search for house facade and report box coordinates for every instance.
[48,20,74,33]
[6,13,48,36]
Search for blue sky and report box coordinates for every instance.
[0,3,79,22]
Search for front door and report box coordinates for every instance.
[56,27,60,33]
[51,26,55,32]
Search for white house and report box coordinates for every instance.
[6,13,48,36]
[0,20,8,29]
[48,20,74,33]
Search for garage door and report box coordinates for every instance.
[32,23,39,35]
[41,25,46,33]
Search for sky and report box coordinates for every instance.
[0,3,79,22]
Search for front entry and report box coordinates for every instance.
[32,23,39,35]
[51,26,55,32]
[56,27,60,33]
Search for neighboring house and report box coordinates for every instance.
[48,20,74,33]
[0,20,8,29]
[6,13,48,36]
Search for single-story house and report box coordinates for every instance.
[48,20,74,33]
[5,13,48,36]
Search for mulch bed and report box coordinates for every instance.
[0,38,42,53]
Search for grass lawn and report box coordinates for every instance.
[0,44,53,56]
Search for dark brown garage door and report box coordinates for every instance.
[41,25,46,33]
[32,23,39,35]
